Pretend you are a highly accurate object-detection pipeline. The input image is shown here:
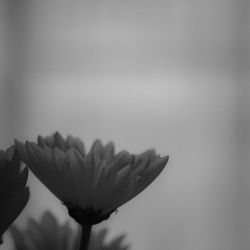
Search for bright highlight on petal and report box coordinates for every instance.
[15,132,169,225]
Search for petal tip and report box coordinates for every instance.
[162,155,169,164]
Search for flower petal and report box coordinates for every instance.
[54,132,66,151]
[4,145,15,162]
[25,142,66,201]
[66,135,85,155]
[66,148,91,207]
[51,148,77,203]
[139,149,157,162]
[0,187,29,237]
[37,135,46,148]
[104,142,115,162]
[9,167,29,198]
[114,151,133,170]
[15,140,31,165]
[25,142,52,179]
[90,139,105,159]
[26,218,45,249]
[44,134,56,148]
[106,165,133,212]
[108,234,128,250]
[91,162,117,211]
[9,226,26,250]
[128,156,169,201]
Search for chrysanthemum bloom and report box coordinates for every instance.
[10,211,130,250]
[10,211,75,250]
[15,132,168,249]
[0,146,29,244]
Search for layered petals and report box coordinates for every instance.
[15,132,168,224]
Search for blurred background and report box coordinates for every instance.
[0,0,250,249]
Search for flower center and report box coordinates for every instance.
[64,202,115,225]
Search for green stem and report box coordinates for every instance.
[79,225,92,250]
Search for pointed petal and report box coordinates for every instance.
[54,132,66,151]
[51,148,77,203]
[115,151,133,170]
[9,147,21,181]
[106,165,133,212]
[25,218,45,249]
[40,211,59,247]
[131,158,148,176]
[44,133,56,148]
[41,211,58,231]
[139,149,157,162]
[92,162,117,210]
[104,142,115,162]
[15,140,31,165]
[4,145,15,162]
[25,142,65,202]
[90,139,105,159]
[82,152,98,205]
[37,135,46,147]
[66,148,90,207]
[114,165,132,191]
[66,135,85,155]
[108,234,127,250]
[25,142,53,180]
[9,167,29,197]
[128,156,169,201]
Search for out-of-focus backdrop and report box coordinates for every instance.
[0,0,250,250]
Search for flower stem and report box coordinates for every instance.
[79,225,92,250]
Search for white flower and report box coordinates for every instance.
[15,132,168,224]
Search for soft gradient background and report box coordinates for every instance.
[0,1,250,250]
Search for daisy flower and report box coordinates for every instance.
[15,132,168,250]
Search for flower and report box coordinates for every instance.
[10,211,130,250]
[15,132,168,225]
[0,146,29,244]
[10,211,76,250]
[89,228,129,250]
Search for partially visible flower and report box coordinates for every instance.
[88,228,129,250]
[15,132,168,225]
[10,211,130,250]
[0,146,29,244]
[10,211,76,250]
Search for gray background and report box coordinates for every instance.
[0,1,250,250]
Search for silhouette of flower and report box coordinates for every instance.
[10,211,130,250]
[0,146,29,244]
[15,132,168,225]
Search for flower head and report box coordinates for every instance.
[10,211,130,250]
[11,211,76,250]
[0,146,29,243]
[15,132,168,225]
